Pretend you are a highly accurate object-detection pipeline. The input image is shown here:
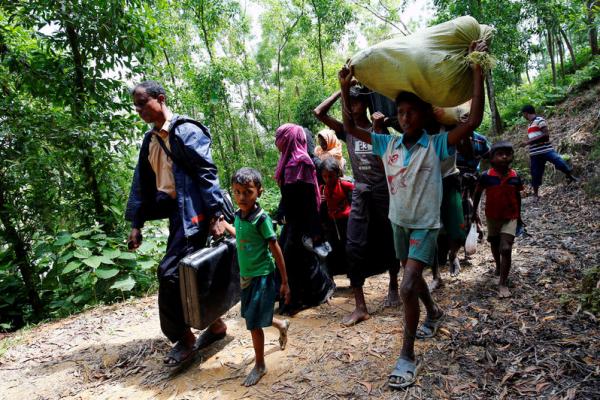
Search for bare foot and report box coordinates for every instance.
[278,320,290,350]
[498,285,511,298]
[428,278,444,292]
[341,308,370,327]
[243,365,267,386]
[384,287,401,307]
[449,258,461,276]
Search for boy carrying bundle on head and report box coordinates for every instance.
[472,142,523,298]
[338,40,488,388]
[222,167,291,386]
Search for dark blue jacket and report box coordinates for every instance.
[125,115,223,237]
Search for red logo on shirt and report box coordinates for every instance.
[387,167,408,194]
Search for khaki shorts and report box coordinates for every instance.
[486,218,517,239]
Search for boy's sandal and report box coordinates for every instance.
[416,311,445,339]
[193,329,226,351]
[163,341,197,368]
[279,320,291,350]
[388,357,421,389]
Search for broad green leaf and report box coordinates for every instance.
[74,248,93,259]
[110,276,136,291]
[95,267,120,279]
[74,239,94,248]
[102,249,121,259]
[54,234,72,246]
[62,261,81,274]
[58,251,74,264]
[118,252,137,260]
[137,241,154,253]
[82,256,102,269]
[100,256,115,265]
[137,260,156,270]
[72,230,93,238]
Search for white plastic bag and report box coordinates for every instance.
[465,223,478,255]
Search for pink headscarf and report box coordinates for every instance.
[274,123,321,208]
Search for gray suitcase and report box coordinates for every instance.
[179,237,241,330]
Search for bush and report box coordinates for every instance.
[0,225,167,331]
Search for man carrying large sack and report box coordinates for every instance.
[314,87,399,327]
[125,81,227,367]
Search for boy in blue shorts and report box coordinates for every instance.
[338,39,488,388]
[224,167,291,386]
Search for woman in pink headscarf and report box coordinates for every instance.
[274,123,334,315]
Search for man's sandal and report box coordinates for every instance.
[416,311,445,339]
[388,357,421,389]
[163,341,197,368]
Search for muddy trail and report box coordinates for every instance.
[1,84,599,399]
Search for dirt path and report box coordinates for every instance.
[2,83,599,400]
[1,180,599,399]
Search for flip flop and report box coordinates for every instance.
[388,357,421,389]
[416,311,445,339]
[163,341,197,368]
[194,329,226,351]
[279,320,290,350]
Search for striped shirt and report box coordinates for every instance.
[527,116,553,156]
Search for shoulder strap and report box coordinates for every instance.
[154,134,174,159]
[254,211,268,230]
[170,117,211,139]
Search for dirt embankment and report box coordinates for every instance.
[0,83,598,400]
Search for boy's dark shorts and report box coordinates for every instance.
[241,273,276,330]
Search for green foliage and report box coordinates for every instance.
[580,266,600,316]
[483,53,600,132]
[6,226,166,324]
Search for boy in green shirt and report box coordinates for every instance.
[223,167,291,386]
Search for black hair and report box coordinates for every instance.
[490,140,514,157]
[394,91,433,114]
[349,85,369,103]
[321,157,342,177]
[132,80,166,98]
[231,167,263,188]
[521,104,536,114]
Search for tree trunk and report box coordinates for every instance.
[546,29,557,86]
[485,73,502,136]
[556,31,565,79]
[525,65,531,84]
[559,28,577,69]
[587,0,599,55]
[0,178,43,316]
[310,0,325,84]
[276,48,283,127]
[64,15,107,228]
[197,1,214,62]
[276,11,304,127]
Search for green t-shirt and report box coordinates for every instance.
[234,206,277,278]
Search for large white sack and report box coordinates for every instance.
[350,16,493,108]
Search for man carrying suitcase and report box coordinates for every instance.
[125,80,227,367]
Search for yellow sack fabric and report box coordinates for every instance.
[433,100,472,126]
[350,16,493,108]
